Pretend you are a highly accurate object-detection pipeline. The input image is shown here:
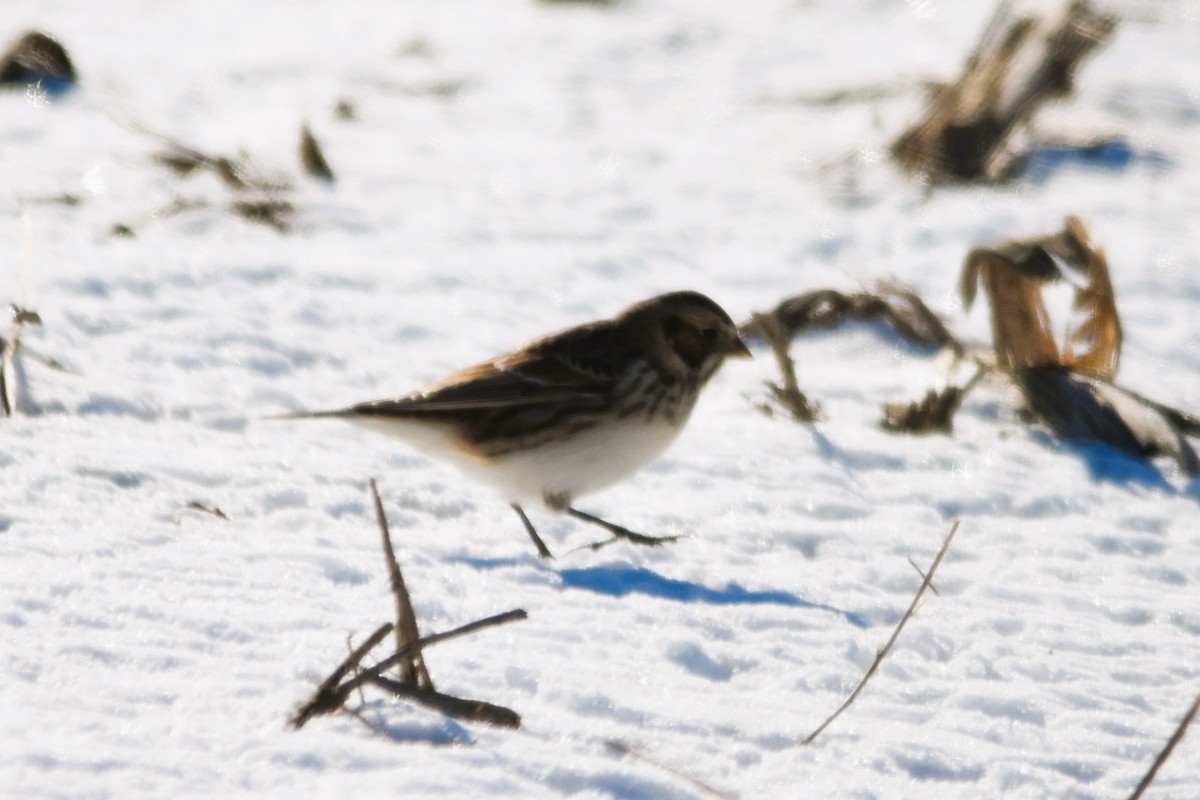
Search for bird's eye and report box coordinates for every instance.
[661,315,682,338]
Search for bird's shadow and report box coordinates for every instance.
[450,556,868,629]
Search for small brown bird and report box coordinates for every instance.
[284,291,750,557]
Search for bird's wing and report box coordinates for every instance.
[343,321,636,415]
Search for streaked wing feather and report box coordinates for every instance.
[343,321,634,416]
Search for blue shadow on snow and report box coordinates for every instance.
[449,556,868,628]
[558,565,868,629]
[1019,138,1170,184]
[1026,430,1181,495]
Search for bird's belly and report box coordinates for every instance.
[493,416,683,505]
[345,414,682,507]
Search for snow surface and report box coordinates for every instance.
[3,1,1200,798]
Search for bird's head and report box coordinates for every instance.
[627,291,751,383]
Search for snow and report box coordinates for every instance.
[3,0,1200,798]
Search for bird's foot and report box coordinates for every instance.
[566,507,682,551]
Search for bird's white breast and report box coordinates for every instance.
[346,413,684,508]
[494,415,683,505]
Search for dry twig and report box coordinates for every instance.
[369,479,433,690]
[3,213,35,416]
[291,622,394,729]
[365,674,520,729]
[1127,688,1200,800]
[299,124,335,182]
[743,310,818,422]
[604,739,735,800]
[1,305,41,417]
[182,501,229,521]
[749,284,963,355]
[803,520,961,745]
[291,481,527,734]
[298,609,526,730]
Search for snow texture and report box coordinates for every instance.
[2,1,1199,798]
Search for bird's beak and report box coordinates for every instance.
[725,335,753,359]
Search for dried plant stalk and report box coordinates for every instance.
[291,622,394,729]
[961,216,1117,376]
[365,674,520,729]
[964,217,1200,473]
[1127,688,1200,800]
[1015,367,1199,475]
[1,306,42,417]
[369,479,434,690]
[883,387,965,434]
[292,481,527,736]
[755,284,962,354]
[300,124,335,182]
[1063,244,1120,377]
[605,739,735,800]
[803,520,961,745]
[891,1,1117,181]
[744,310,818,422]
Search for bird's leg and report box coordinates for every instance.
[566,507,681,551]
[511,504,555,560]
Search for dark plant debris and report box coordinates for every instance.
[742,310,819,422]
[891,0,1117,182]
[128,120,297,233]
[0,31,77,94]
[299,124,335,183]
[292,480,526,736]
[149,141,286,193]
[183,502,229,521]
[742,283,962,424]
[883,387,962,435]
[2,305,44,417]
[964,216,1199,475]
[752,283,964,355]
[744,216,1199,474]
[1014,367,1198,475]
[230,199,294,233]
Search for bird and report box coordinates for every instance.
[281,290,751,558]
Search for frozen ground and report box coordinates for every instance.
[2,1,1200,798]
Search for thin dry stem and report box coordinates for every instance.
[1127,688,1200,800]
[369,478,433,690]
[291,622,394,729]
[803,519,961,745]
[365,674,520,729]
[604,739,736,800]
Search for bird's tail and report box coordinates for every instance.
[263,408,354,421]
